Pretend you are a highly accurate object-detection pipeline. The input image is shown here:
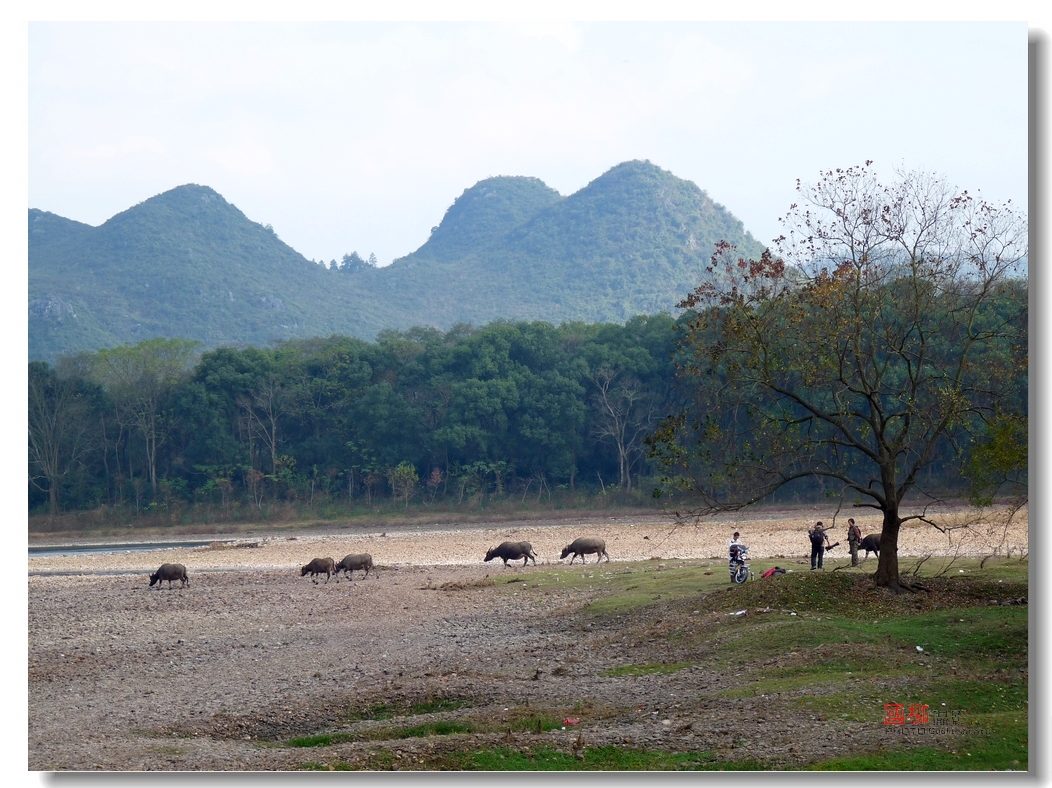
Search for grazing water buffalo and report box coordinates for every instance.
[484,541,537,567]
[335,553,374,580]
[560,537,610,565]
[860,534,881,560]
[149,563,189,589]
[301,557,337,584]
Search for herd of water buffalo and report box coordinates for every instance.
[146,536,612,589]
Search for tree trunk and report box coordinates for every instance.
[268,413,278,475]
[146,430,158,494]
[873,506,902,590]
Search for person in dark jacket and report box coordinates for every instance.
[809,521,831,570]
[847,518,862,567]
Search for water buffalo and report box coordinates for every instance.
[484,541,537,567]
[860,534,881,559]
[301,557,337,584]
[335,553,374,580]
[149,563,189,589]
[560,536,610,565]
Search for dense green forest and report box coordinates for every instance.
[29,317,683,524]
[29,293,1025,526]
[29,160,765,362]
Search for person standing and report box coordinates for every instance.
[809,521,831,570]
[728,531,747,583]
[847,518,862,567]
[728,531,746,564]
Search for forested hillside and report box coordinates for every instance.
[29,161,765,362]
[29,186,388,361]
[378,160,766,326]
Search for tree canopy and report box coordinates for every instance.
[29,317,678,519]
[648,163,1028,591]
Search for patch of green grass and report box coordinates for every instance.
[927,556,1029,583]
[300,747,771,772]
[588,564,1027,772]
[721,650,912,703]
[518,557,1026,625]
[344,702,394,722]
[452,745,742,771]
[492,713,565,734]
[585,569,734,616]
[294,561,1027,771]
[812,714,1028,771]
[773,668,1030,732]
[919,678,1029,714]
[288,711,564,748]
[288,732,356,748]
[519,716,563,734]
[706,616,870,668]
[704,562,1028,620]
[509,560,730,612]
[343,695,469,722]
[458,746,772,771]
[695,598,1027,675]
[704,595,1028,767]
[708,603,1027,717]
[289,723,474,747]
[463,746,686,771]
[398,720,473,738]
[858,607,1028,661]
[389,711,565,741]
[599,662,693,678]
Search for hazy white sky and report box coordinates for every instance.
[29,21,1029,267]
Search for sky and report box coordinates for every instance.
[28,20,1030,268]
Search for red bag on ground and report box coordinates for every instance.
[761,567,778,579]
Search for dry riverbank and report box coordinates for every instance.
[28,505,1027,771]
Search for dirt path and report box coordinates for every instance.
[28,506,1027,771]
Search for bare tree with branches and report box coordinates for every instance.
[588,367,655,493]
[28,362,97,514]
[87,339,199,495]
[649,163,1027,591]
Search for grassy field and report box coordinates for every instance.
[286,556,1028,771]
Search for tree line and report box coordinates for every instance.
[30,290,1024,529]
[28,316,682,519]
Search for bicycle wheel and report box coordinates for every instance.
[732,564,749,584]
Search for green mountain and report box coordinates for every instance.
[412,175,563,263]
[386,160,765,326]
[29,161,766,362]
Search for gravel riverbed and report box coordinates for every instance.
[28,506,1027,771]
